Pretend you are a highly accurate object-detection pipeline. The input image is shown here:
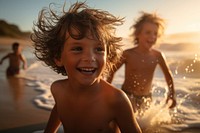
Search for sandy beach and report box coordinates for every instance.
[0,37,50,133]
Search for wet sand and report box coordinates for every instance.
[0,75,50,133]
[0,37,49,133]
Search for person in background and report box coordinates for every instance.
[0,42,27,76]
[31,2,142,133]
[107,11,176,114]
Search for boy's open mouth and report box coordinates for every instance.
[77,67,96,74]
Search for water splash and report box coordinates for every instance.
[173,53,200,78]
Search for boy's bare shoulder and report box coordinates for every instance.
[6,53,12,56]
[103,80,129,104]
[52,78,67,85]
[151,49,163,57]
[151,49,161,53]
[124,47,136,53]
[51,79,68,92]
[104,80,124,93]
[123,47,136,56]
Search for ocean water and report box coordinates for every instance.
[0,42,200,133]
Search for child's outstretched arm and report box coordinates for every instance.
[159,52,176,108]
[44,105,61,133]
[107,52,125,83]
[0,54,9,65]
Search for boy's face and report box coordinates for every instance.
[13,46,21,54]
[137,22,158,50]
[55,31,107,86]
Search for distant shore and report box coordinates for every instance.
[0,37,31,46]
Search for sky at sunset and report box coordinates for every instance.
[0,0,200,38]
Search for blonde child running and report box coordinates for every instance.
[107,12,176,113]
[31,2,142,133]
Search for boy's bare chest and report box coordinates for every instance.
[56,96,113,132]
[127,54,159,71]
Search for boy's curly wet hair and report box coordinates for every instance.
[130,11,165,45]
[31,2,124,76]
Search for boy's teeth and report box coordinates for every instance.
[80,68,95,72]
[82,68,94,71]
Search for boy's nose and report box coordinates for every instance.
[82,50,96,62]
[82,56,96,62]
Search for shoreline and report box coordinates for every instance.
[0,41,50,133]
[0,75,50,132]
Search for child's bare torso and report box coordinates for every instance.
[8,53,22,69]
[58,98,116,133]
[122,48,160,96]
[5,53,22,76]
[53,80,119,133]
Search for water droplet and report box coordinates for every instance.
[175,70,178,75]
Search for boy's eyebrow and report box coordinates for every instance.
[69,40,103,46]
[70,41,82,45]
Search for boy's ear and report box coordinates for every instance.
[54,58,63,66]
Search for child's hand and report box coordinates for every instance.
[166,95,176,109]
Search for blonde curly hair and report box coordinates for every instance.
[130,11,165,45]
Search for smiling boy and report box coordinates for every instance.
[31,2,142,133]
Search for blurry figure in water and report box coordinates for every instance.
[0,42,27,76]
[107,11,176,114]
[31,1,142,133]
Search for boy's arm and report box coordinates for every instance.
[0,54,9,65]
[159,52,176,108]
[115,91,142,133]
[44,105,61,133]
[19,54,27,70]
[107,53,125,83]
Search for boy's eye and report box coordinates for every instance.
[71,47,82,52]
[146,31,151,35]
[96,46,105,53]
